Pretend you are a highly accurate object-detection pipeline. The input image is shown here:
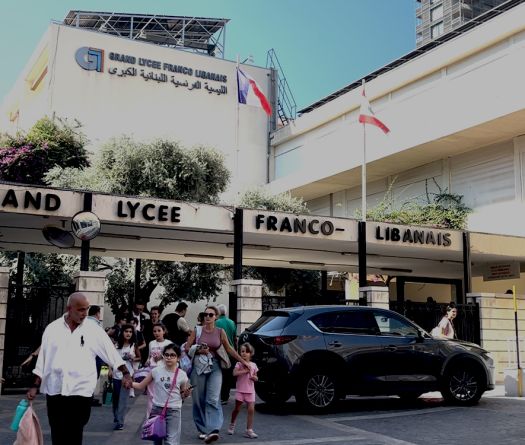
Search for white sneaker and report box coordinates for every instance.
[227,423,235,435]
[244,429,258,439]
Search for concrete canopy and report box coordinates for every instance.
[0,182,522,280]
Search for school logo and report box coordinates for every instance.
[75,47,104,72]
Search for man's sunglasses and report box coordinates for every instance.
[204,313,215,317]
[163,353,178,358]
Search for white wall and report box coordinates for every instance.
[1,24,272,202]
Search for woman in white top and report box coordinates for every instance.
[437,304,457,339]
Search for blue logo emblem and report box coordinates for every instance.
[75,47,104,72]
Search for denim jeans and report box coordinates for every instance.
[191,359,223,434]
[112,378,130,424]
[149,405,182,445]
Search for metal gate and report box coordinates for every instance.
[2,283,75,393]
[389,301,481,345]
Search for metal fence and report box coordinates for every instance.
[2,284,75,393]
[389,301,480,345]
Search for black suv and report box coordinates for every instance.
[239,306,494,412]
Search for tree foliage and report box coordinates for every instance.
[238,189,321,300]
[365,179,471,230]
[0,117,90,287]
[46,136,231,311]
[239,188,309,213]
[46,137,229,203]
[0,117,89,185]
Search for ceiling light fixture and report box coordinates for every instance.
[379,267,413,273]
[226,243,271,251]
[184,253,225,260]
[289,260,326,267]
[98,233,142,241]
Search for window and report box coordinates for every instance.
[311,311,379,335]
[372,312,419,337]
[431,21,444,39]
[431,5,444,21]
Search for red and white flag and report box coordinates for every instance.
[358,89,389,134]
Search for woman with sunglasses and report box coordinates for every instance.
[185,305,249,444]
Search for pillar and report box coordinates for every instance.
[360,286,390,310]
[467,292,525,383]
[0,267,10,394]
[231,279,262,334]
[74,270,109,322]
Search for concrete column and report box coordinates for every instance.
[0,267,10,394]
[360,286,390,310]
[231,279,262,335]
[467,292,525,383]
[74,271,108,322]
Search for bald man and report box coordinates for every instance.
[27,292,131,445]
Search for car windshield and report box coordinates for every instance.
[246,311,292,333]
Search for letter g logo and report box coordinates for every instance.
[75,47,104,72]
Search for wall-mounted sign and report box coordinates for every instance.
[483,262,520,281]
[369,223,462,251]
[374,225,452,247]
[243,209,358,242]
[75,47,229,96]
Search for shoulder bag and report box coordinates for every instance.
[141,368,179,441]
[215,328,231,369]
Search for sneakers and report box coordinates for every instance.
[198,433,207,440]
[204,432,219,443]
[114,423,124,431]
[227,423,235,435]
[244,429,258,439]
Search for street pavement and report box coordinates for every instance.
[1,386,524,445]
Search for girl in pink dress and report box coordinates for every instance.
[227,343,259,439]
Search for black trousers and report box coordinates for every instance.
[47,395,92,445]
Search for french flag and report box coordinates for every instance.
[358,88,389,134]
[237,67,272,116]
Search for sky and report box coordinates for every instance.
[0,0,417,111]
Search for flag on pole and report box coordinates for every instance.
[237,67,272,115]
[358,88,389,134]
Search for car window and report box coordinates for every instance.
[311,311,379,335]
[372,311,419,337]
[246,311,291,333]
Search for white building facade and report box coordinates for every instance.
[1,22,273,202]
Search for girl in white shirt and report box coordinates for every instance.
[133,343,191,445]
[112,324,140,430]
[147,323,172,368]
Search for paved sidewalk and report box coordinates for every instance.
[0,385,519,445]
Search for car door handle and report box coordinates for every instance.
[385,345,397,351]
[328,341,342,347]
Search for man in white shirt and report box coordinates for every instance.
[27,292,133,445]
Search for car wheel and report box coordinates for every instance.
[297,370,339,412]
[255,382,291,405]
[441,363,484,406]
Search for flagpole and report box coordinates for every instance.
[235,55,240,179]
[361,79,366,223]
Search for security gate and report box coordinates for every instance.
[2,283,74,393]
[390,301,481,345]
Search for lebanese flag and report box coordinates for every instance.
[237,67,272,116]
[358,89,389,134]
